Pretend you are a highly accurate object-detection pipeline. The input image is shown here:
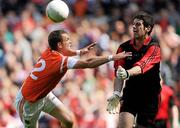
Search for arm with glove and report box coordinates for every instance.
[116,65,141,80]
[107,65,142,114]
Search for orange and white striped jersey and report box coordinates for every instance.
[22,48,78,102]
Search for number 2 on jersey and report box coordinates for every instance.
[30,59,46,80]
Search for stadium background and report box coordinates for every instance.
[0,0,180,127]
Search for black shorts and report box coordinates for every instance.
[154,119,168,128]
[120,94,161,127]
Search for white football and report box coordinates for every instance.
[46,0,69,22]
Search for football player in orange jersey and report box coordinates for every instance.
[14,30,132,128]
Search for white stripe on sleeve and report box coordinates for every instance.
[60,57,65,73]
[67,57,79,69]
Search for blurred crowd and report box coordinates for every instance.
[0,0,180,128]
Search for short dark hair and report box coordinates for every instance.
[133,11,154,35]
[48,30,67,50]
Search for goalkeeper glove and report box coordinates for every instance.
[107,91,121,114]
[116,66,130,80]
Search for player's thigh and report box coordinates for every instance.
[43,92,74,123]
[17,102,41,128]
[136,99,159,127]
[136,108,158,127]
[118,112,135,128]
[22,111,40,128]
[119,98,138,128]
[14,91,41,128]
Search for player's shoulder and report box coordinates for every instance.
[39,48,66,66]
[149,37,160,46]
[42,48,63,58]
[41,48,51,56]
[116,39,131,53]
[119,39,131,48]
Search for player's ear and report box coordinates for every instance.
[145,26,151,33]
[57,42,63,48]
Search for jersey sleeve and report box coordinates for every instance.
[133,45,161,73]
[114,47,126,76]
[67,57,79,69]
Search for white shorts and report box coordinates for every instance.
[14,90,63,128]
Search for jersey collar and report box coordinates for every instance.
[130,36,152,46]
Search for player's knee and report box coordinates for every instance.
[63,120,73,128]
[64,119,74,128]
[64,112,76,128]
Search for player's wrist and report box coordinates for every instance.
[126,70,130,79]
[108,55,113,61]
[113,91,121,99]
[76,50,81,56]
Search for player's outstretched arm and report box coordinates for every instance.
[73,51,132,69]
[116,66,142,80]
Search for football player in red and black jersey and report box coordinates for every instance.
[107,11,161,128]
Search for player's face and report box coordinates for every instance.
[57,33,74,55]
[132,19,147,39]
[61,33,73,50]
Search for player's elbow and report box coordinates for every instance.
[84,59,96,68]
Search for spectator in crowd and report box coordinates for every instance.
[155,81,179,128]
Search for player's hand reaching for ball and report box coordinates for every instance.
[77,43,96,56]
